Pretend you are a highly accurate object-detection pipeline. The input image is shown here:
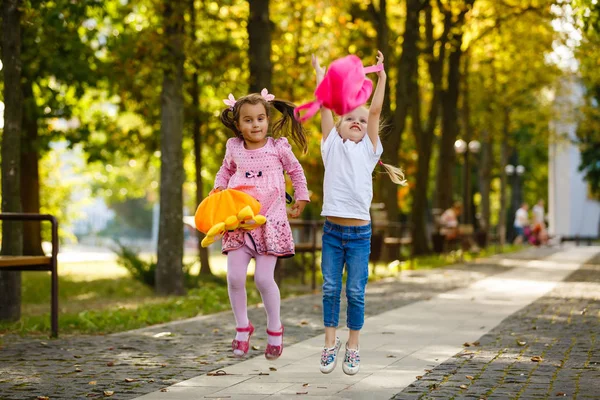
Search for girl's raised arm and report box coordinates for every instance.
[312,54,334,140]
[367,51,386,150]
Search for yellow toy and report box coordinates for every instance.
[194,189,267,247]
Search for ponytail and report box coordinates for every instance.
[271,99,308,154]
[379,161,407,185]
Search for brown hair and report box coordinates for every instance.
[220,93,308,154]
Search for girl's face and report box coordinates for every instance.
[236,103,269,149]
[338,107,368,143]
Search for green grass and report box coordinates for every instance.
[0,243,525,338]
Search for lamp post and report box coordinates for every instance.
[454,139,481,225]
[505,163,525,241]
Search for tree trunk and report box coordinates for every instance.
[371,0,397,217]
[156,0,186,296]
[248,0,272,92]
[498,108,510,247]
[410,91,434,256]
[389,0,422,222]
[410,0,446,256]
[0,0,24,322]
[479,128,492,239]
[434,0,475,211]
[189,0,212,276]
[21,79,44,256]
[436,42,462,211]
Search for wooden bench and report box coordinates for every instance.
[0,213,59,337]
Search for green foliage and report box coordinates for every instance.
[114,242,203,289]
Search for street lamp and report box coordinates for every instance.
[454,139,481,225]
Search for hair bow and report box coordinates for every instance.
[223,93,236,110]
[261,88,275,101]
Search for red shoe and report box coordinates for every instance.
[265,325,284,360]
[232,322,254,357]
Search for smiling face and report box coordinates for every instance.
[338,107,369,142]
[236,103,269,149]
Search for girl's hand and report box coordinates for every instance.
[375,50,386,78]
[312,54,326,83]
[288,200,308,219]
[209,187,224,196]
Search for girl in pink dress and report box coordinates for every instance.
[212,89,310,360]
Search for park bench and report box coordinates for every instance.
[0,213,59,337]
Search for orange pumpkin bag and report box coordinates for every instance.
[194,189,267,247]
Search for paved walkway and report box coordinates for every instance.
[0,245,598,400]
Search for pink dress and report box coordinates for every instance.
[214,137,310,257]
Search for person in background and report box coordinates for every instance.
[513,202,529,245]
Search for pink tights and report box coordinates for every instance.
[227,234,282,346]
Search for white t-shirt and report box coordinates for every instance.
[514,208,529,228]
[321,128,383,221]
[532,205,544,225]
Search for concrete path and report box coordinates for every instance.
[132,246,599,400]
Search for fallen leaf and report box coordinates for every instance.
[40,342,48,346]
[207,370,228,376]
[124,378,137,382]
[386,355,397,358]
[148,379,155,383]
[517,340,527,346]
[108,347,114,350]
[74,355,82,359]
[212,328,220,333]
[37,397,50,400]
[160,388,168,392]
[88,381,97,385]
[269,367,277,371]
[531,356,543,362]
[106,361,114,367]
[556,392,567,396]
[460,384,468,389]
[466,375,474,380]
[581,308,587,315]
[161,364,167,367]
[424,369,432,373]
[103,391,114,397]
[299,320,309,325]
[252,345,260,350]
[302,383,309,387]
[75,368,83,373]
[416,376,423,380]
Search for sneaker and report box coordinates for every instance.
[319,337,341,374]
[342,343,360,375]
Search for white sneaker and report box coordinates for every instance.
[342,343,360,375]
[319,337,341,374]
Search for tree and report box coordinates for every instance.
[155,0,186,296]
[189,0,212,275]
[573,0,600,198]
[248,0,272,92]
[435,0,475,212]
[1,0,24,322]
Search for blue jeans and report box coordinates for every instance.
[321,220,371,331]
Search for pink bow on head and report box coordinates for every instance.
[223,93,236,110]
[223,89,275,111]
[261,88,275,101]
